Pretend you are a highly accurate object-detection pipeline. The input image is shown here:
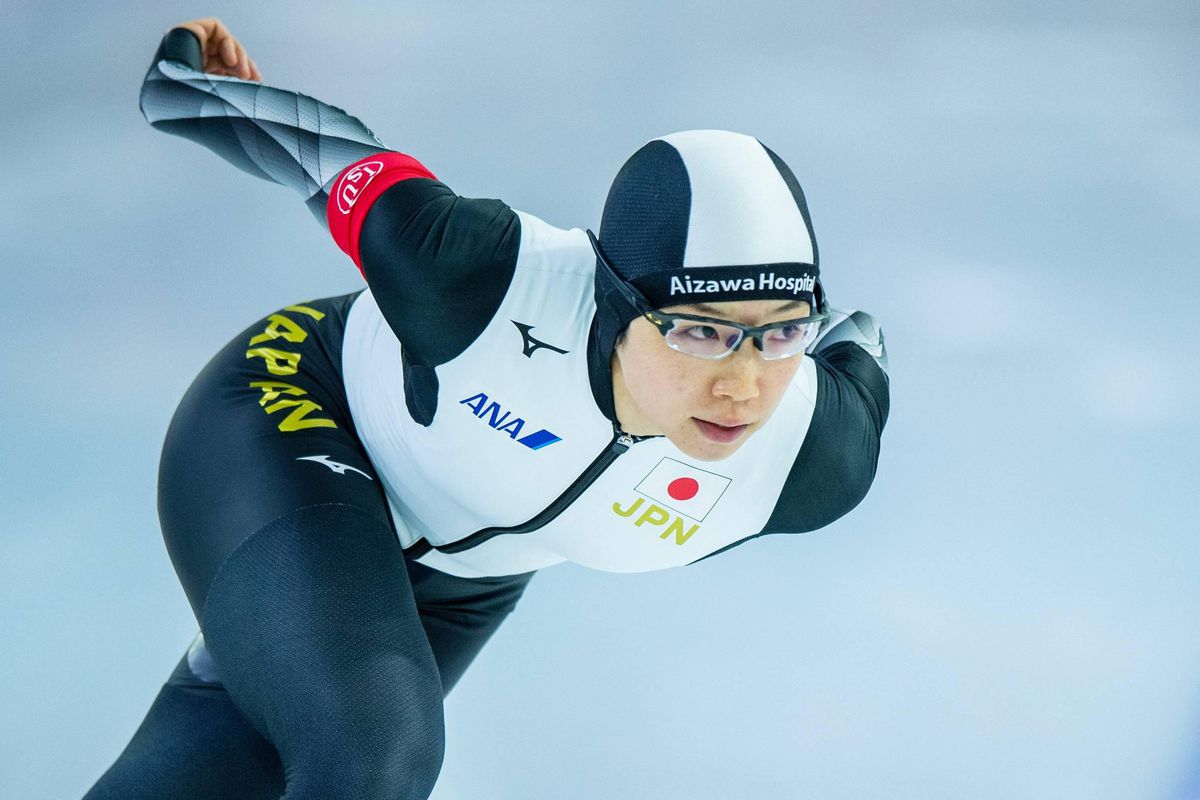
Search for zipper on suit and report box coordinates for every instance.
[437,422,642,554]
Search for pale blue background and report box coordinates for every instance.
[2,2,1198,798]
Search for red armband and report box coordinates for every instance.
[326,152,437,275]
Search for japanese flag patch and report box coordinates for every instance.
[634,458,732,522]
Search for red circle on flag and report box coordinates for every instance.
[667,477,700,501]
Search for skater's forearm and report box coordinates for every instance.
[138,19,389,228]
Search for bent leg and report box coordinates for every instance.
[89,295,517,797]
[150,295,442,798]
[83,654,284,799]
[202,503,445,800]
[405,560,535,696]
[81,556,530,800]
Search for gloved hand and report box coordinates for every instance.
[170,16,262,81]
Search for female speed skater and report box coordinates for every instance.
[84,16,889,800]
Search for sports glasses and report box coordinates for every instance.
[587,230,827,361]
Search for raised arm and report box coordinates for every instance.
[139,20,393,228]
[141,18,524,425]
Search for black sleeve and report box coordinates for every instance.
[141,28,524,427]
[351,179,522,427]
[760,340,889,534]
[358,180,521,368]
[761,305,891,535]
[689,312,890,564]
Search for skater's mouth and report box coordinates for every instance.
[693,417,750,443]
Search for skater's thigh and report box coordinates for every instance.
[156,292,390,623]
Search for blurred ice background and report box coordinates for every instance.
[1,2,1197,798]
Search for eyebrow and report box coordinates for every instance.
[685,300,808,317]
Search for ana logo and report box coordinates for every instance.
[459,392,562,450]
[335,160,384,215]
[512,321,569,358]
[611,458,732,545]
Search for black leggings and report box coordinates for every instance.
[84,294,534,799]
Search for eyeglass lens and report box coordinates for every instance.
[663,319,819,359]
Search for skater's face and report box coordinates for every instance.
[611,299,809,461]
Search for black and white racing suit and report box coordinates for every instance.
[83,27,889,800]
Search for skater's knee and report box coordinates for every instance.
[287,708,446,800]
[193,503,448,798]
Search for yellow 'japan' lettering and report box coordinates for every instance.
[247,383,337,432]
[249,381,307,407]
[245,347,302,375]
[242,307,336,432]
[248,314,309,346]
[262,398,337,431]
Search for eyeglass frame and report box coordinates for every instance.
[586,229,828,361]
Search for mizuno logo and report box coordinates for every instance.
[296,455,374,480]
[512,321,569,358]
[459,391,562,450]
